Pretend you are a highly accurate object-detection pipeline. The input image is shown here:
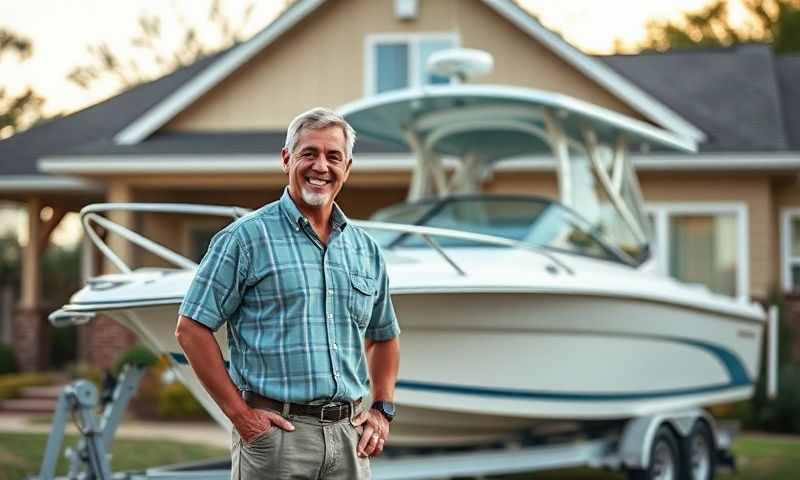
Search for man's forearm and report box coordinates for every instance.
[365,337,400,401]
[175,315,250,423]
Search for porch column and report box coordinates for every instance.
[91,181,137,369]
[13,197,46,370]
[104,181,135,272]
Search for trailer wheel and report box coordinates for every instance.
[683,420,715,480]
[627,425,681,480]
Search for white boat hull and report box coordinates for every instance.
[98,286,762,446]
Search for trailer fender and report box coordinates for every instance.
[619,409,715,469]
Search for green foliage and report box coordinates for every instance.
[113,344,158,373]
[0,28,31,59]
[725,294,800,434]
[757,363,800,433]
[0,343,16,374]
[66,363,103,386]
[637,0,800,53]
[0,27,46,136]
[774,7,800,53]
[0,372,52,400]
[68,0,257,92]
[0,231,20,285]
[41,242,82,306]
[158,382,209,419]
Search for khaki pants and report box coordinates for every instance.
[231,411,370,480]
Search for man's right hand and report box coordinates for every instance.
[236,408,295,444]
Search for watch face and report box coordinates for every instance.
[374,401,396,419]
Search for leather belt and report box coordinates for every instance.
[243,391,360,422]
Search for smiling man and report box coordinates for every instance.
[175,107,401,479]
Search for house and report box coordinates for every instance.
[1,0,799,370]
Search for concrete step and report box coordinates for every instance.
[0,398,58,414]
[17,385,65,399]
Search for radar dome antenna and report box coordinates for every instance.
[426,48,494,83]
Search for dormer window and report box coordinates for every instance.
[365,33,459,95]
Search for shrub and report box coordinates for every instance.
[67,363,103,385]
[158,381,208,420]
[0,343,16,374]
[0,372,52,400]
[113,344,158,373]
[758,363,800,433]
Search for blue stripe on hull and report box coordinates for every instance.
[168,335,752,402]
[394,380,749,401]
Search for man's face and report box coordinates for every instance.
[281,126,352,211]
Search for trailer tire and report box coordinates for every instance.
[627,425,681,480]
[682,420,715,480]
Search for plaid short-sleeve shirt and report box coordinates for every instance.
[178,189,400,403]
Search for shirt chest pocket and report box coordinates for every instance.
[349,274,375,328]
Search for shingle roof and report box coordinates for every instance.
[0,49,228,177]
[598,44,790,152]
[776,54,800,149]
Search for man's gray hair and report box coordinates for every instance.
[284,107,357,159]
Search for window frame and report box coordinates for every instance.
[364,32,461,96]
[781,208,800,292]
[646,202,749,300]
[182,219,230,263]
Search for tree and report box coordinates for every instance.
[68,0,263,92]
[0,28,46,138]
[637,0,800,53]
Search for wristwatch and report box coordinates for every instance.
[371,400,396,422]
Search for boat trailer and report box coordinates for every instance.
[36,368,738,480]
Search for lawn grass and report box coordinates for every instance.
[2,432,799,479]
[0,432,227,480]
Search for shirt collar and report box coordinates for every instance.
[279,188,348,231]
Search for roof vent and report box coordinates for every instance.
[394,0,418,20]
[426,48,494,82]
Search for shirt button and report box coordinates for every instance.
[328,289,333,295]
[332,344,338,350]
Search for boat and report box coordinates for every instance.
[50,55,766,449]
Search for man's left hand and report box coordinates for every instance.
[352,408,390,458]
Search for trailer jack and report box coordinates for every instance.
[37,364,145,480]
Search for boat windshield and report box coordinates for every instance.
[369,196,633,264]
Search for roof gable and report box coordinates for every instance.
[113,0,704,145]
[776,55,800,149]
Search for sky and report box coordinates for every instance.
[0,0,750,116]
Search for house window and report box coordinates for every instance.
[183,221,229,263]
[781,209,800,291]
[366,33,458,95]
[647,203,748,299]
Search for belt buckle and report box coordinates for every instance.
[319,402,342,422]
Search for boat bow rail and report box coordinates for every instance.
[50,202,574,328]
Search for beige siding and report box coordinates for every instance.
[485,171,558,198]
[165,0,645,132]
[457,1,642,119]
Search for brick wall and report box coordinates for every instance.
[86,315,137,370]
[11,307,48,371]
